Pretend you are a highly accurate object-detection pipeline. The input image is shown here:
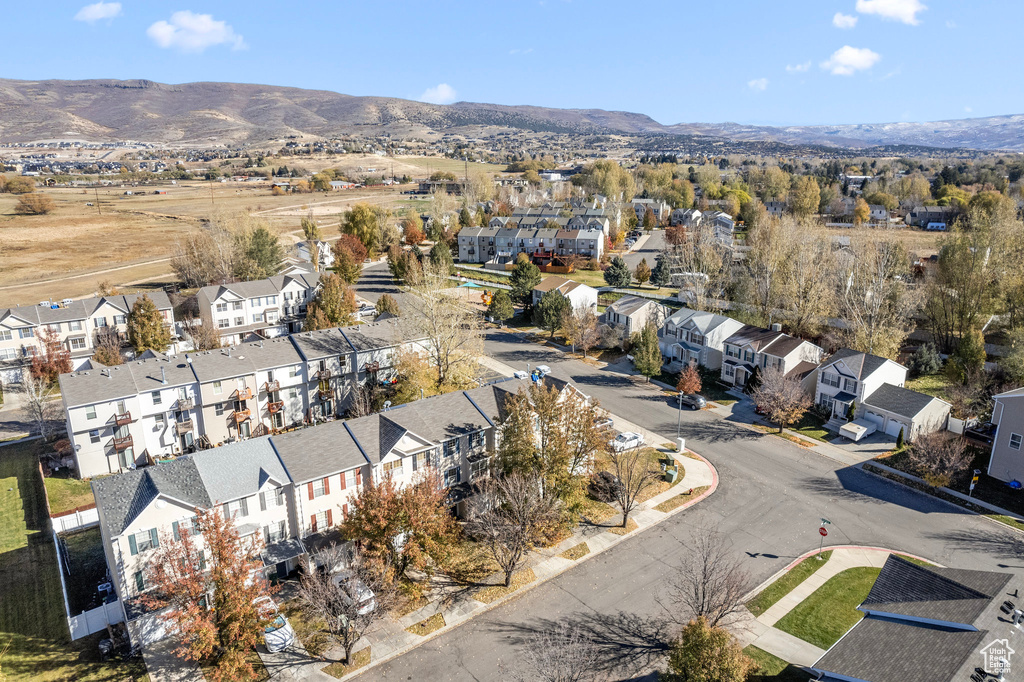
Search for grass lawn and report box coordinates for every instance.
[578,495,617,524]
[697,368,738,405]
[906,373,953,401]
[788,413,830,443]
[322,646,370,679]
[746,551,833,617]
[43,471,96,516]
[0,440,148,681]
[200,650,268,682]
[558,542,590,561]
[279,600,329,659]
[774,567,881,649]
[406,613,446,637]
[987,514,1024,532]
[442,539,501,587]
[475,568,537,604]
[745,646,812,682]
[653,485,710,513]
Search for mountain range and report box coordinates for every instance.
[1,78,1023,151]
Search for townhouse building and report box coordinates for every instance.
[197,272,321,346]
[720,324,823,392]
[59,319,425,478]
[630,198,669,224]
[600,295,668,337]
[988,387,1024,483]
[0,292,175,384]
[461,225,604,266]
[91,376,567,648]
[661,309,745,371]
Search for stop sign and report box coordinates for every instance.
[819,527,828,537]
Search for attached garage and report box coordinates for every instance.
[862,383,952,442]
[0,366,23,386]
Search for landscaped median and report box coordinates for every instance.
[315,449,719,681]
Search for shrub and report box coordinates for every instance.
[15,193,55,214]
[909,343,942,377]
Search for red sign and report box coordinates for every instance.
[819,527,828,537]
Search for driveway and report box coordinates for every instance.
[143,638,204,682]
[829,430,898,459]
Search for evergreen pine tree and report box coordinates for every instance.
[604,256,632,288]
[126,294,172,354]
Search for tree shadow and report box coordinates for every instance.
[838,465,973,515]
[923,526,1024,561]
[490,611,673,677]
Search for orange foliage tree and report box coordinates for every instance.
[30,325,72,384]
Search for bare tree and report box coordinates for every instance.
[408,263,483,389]
[907,432,971,488]
[608,446,659,528]
[22,374,57,441]
[749,367,811,433]
[469,474,558,587]
[779,219,837,337]
[740,219,787,327]
[840,238,917,359]
[667,526,751,628]
[507,622,602,682]
[560,305,600,357]
[663,220,725,311]
[296,544,396,665]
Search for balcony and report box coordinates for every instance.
[174,419,194,435]
[318,386,333,400]
[233,409,251,424]
[315,368,332,381]
[177,398,194,411]
[268,401,284,414]
[264,380,280,394]
[114,411,132,427]
[233,387,253,401]
[112,434,133,451]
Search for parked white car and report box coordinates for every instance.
[535,365,551,377]
[332,573,377,615]
[609,432,644,452]
[255,597,295,653]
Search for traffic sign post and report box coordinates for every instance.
[970,469,980,497]
[817,518,831,558]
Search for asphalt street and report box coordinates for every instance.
[621,228,665,270]
[352,256,1023,681]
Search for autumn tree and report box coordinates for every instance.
[300,214,321,243]
[341,470,458,582]
[408,266,483,389]
[676,364,702,395]
[340,202,386,257]
[15,193,54,215]
[739,218,787,327]
[779,218,837,337]
[333,243,363,285]
[297,544,396,665]
[663,617,755,682]
[335,233,368,264]
[28,325,72,385]
[375,293,400,318]
[643,207,656,229]
[633,258,652,287]
[140,508,276,682]
[126,294,172,354]
[92,327,124,366]
[666,525,751,629]
[404,221,425,246]
[468,474,558,587]
[853,196,870,226]
[2,175,35,194]
[788,175,820,217]
[534,290,571,339]
[630,321,663,382]
[840,238,916,359]
[488,289,515,326]
[749,367,811,432]
[561,304,599,356]
[509,254,542,310]
[608,445,659,528]
[304,273,356,330]
[171,223,237,288]
[907,432,971,488]
[663,219,725,310]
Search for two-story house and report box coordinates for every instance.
[815,348,908,422]
[630,198,669,224]
[532,276,599,311]
[600,295,668,337]
[720,324,823,392]
[197,272,321,346]
[661,309,745,371]
[988,387,1024,483]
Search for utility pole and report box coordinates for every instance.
[94,186,101,215]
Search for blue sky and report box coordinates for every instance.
[5,1,1017,127]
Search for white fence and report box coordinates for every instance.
[52,529,123,640]
[51,507,99,533]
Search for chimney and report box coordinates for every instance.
[771,323,782,332]
[161,367,167,385]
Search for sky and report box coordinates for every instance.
[4,1,1019,127]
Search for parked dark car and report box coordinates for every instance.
[676,393,707,410]
[588,471,622,503]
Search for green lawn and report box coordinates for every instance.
[697,368,737,405]
[905,373,953,400]
[774,567,881,650]
[746,551,832,617]
[788,413,830,443]
[745,646,812,682]
[43,471,97,516]
[0,441,147,681]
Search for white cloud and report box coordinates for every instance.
[419,83,458,105]
[786,61,811,73]
[855,0,926,25]
[833,12,858,28]
[747,78,768,92]
[147,11,246,53]
[821,46,881,75]
[74,2,121,23]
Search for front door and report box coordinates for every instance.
[734,368,747,386]
[276,562,288,580]
[181,431,194,452]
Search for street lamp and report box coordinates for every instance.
[676,391,683,438]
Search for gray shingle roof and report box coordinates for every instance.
[340,319,410,352]
[186,348,258,383]
[192,438,289,506]
[863,383,949,419]
[92,457,210,537]
[289,327,353,361]
[605,295,655,317]
[59,364,143,408]
[271,420,369,483]
[824,347,900,379]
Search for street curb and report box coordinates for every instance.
[743,544,941,603]
[333,453,721,681]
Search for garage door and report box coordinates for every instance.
[864,411,884,427]
[0,367,23,385]
[885,419,906,437]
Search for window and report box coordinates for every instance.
[134,571,145,593]
[469,431,484,450]
[289,366,299,378]
[0,330,11,341]
[267,295,277,305]
[382,460,403,476]
[444,467,461,487]
[89,429,100,443]
[69,337,86,350]
[443,439,460,458]
[213,381,223,395]
[250,297,261,307]
[1011,433,1023,451]
[154,414,166,429]
[232,301,243,311]
[129,528,159,555]
[822,373,840,388]
[152,391,162,405]
[113,315,127,326]
[312,478,326,498]
[173,516,197,540]
[19,328,34,338]
[234,317,244,326]
[743,350,754,363]
[0,349,15,361]
[725,345,739,359]
[215,402,227,416]
[264,521,286,544]
[724,364,735,378]
[216,302,227,313]
[217,318,230,329]
[271,412,284,429]
[223,498,249,519]
[260,488,284,510]
[313,511,329,532]
[86,405,97,420]
[843,378,858,393]
[93,317,107,329]
[68,320,82,331]
[252,314,261,323]
[471,458,489,480]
